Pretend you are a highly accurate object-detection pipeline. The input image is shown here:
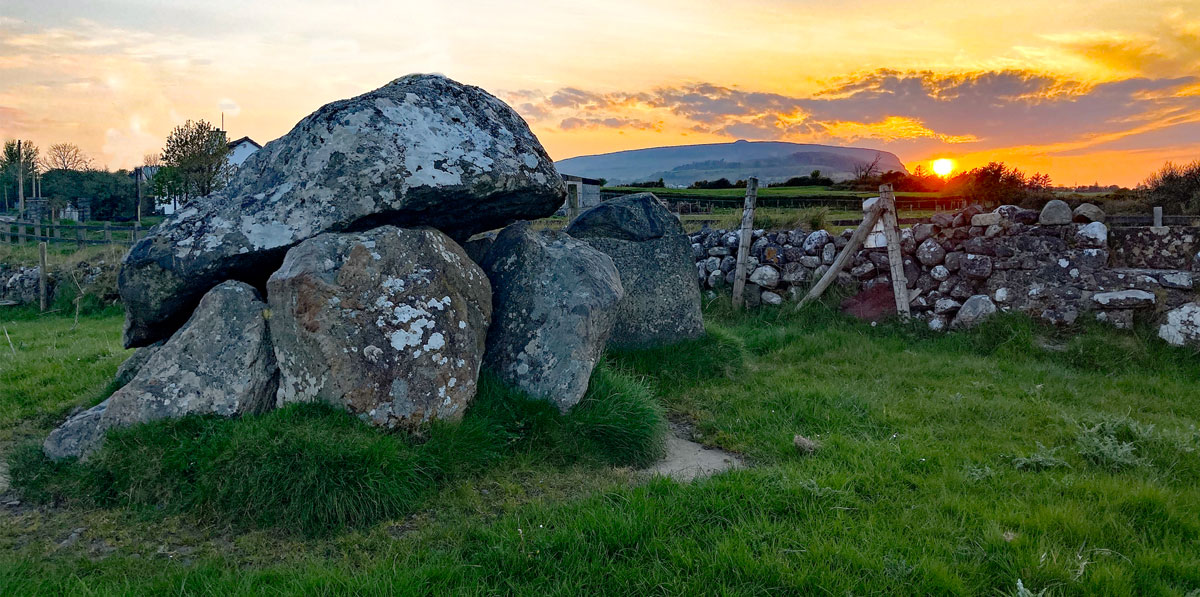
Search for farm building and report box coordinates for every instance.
[227,136,262,167]
[561,174,602,214]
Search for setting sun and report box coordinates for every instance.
[931,158,955,177]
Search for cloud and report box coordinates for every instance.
[559,116,660,131]
[218,98,241,117]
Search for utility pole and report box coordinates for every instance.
[17,139,25,217]
[136,167,143,224]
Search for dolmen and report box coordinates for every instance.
[44,74,704,460]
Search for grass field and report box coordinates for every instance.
[1,299,1199,595]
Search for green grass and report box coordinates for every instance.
[2,301,1200,595]
[10,364,665,537]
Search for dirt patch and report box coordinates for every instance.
[642,420,742,482]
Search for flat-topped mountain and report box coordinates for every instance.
[555,140,907,186]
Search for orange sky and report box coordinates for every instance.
[1,1,1198,186]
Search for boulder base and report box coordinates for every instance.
[267,226,491,429]
[44,281,277,460]
[566,193,704,348]
[481,222,624,411]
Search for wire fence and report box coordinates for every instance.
[0,219,145,249]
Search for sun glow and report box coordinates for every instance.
[932,158,955,177]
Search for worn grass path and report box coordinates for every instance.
[2,299,1199,595]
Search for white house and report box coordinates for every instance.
[227,136,262,167]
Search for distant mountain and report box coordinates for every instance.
[555,140,907,187]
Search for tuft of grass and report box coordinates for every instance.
[795,206,831,231]
[11,364,667,536]
[1012,442,1071,471]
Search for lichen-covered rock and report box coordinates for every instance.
[761,291,783,305]
[1158,303,1200,347]
[112,340,164,389]
[1039,200,1073,225]
[120,74,562,347]
[916,238,946,266]
[951,295,997,329]
[566,193,704,348]
[961,254,993,279]
[481,222,623,412]
[749,265,780,288]
[267,226,491,429]
[43,281,276,460]
[802,230,833,255]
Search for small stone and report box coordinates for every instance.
[761,291,783,305]
[799,255,821,269]
[1158,303,1200,347]
[850,262,876,280]
[793,434,819,454]
[707,270,725,289]
[1160,271,1193,289]
[971,212,1001,227]
[961,254,993,279]
[930,265,950,282]
[1039,199,1073,225]
[944,251,963,271]
[933,298,961,315]
[749,266,781,288]
[928,315,948,331]
[951,295,997,329]
[916,238,946,266]
[821,242,837,265]
[1096,310,1133,330]
[1092,289,1156,308]
[802,230,833,255]
[912,223,936,243]
[1074,222,1107,248]
[708,246,731,257]
[1073,203,1106,223]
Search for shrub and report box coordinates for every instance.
[795,206,830,232]
[1145,160,1200,215]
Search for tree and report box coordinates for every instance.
[143,153,162,168]
[161,120,231,204]
[1,139,39,214]
[1145,160,1200,214]
[44,143,93,171]
[852,153,884,183]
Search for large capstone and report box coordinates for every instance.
[120,74,562,347]
[43,281,277,460]
[565,193,704,348]
[481,222,624,411]
[267,226,491,429]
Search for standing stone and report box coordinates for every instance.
[120,74,562,347]
[267,226,491,429]
[1039,200,1073,225]
[565,193,704,348]
[481,222,623,412]
[44,281,277,460]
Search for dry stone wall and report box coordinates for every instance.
[690,201,1200,345]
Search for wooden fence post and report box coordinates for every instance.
[34,222,42,242]
[878,184,910,318]
[1153,206,1163,228]
[132,223,140,245]
[75,224,84,249]
[18,223,26,246]
[38,241,48,312]
[104,222,112,244]
[731,177,759,309]
[797,202,883,310]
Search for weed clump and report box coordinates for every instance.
[1012,443,1071,471]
